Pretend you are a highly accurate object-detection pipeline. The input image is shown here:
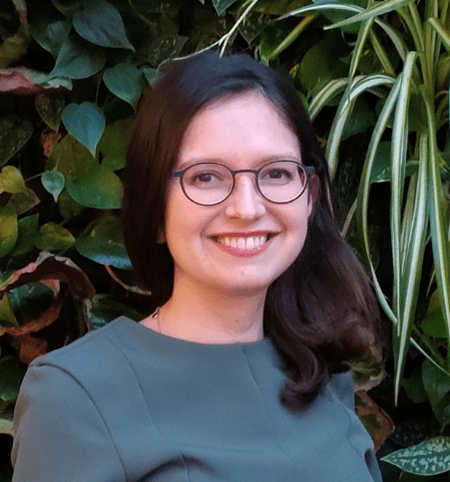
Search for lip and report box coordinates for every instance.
[210,231,278,257]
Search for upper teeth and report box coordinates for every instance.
[219,235,267,250]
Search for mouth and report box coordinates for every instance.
[211,232,278,255]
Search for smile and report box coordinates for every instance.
[212,233,277,257]
[220,235,266,250]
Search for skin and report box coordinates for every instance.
[140,91,318,344]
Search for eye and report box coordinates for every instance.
[186,167,227,189]
[267,169,292,180]
[260,166,295,185]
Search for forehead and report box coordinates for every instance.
[177,91,300,168]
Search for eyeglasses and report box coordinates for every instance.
[172,160,315,206]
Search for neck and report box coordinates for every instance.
[157,281,267,344]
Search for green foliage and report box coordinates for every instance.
[2,0,450,480]
[382,437,450,475]
[0,116,33,167]
[62,102,106,155]
[103,64,145,110]
[48,32,107,79]
[74,215,131,269]
[41,170,65,202]
[72,0,134,50]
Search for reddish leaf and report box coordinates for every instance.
[356,391,395,451]
[16,333,49,364]
[0,67,71,94]
[0,253,95,362]
[12,0,27,22]
[0,251,95,301]
[0,69,45,94]
[0,296,62,337]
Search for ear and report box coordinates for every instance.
[307,174,320,216]
[157,226,166,244]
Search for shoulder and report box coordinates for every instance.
[18,317,141,415]
[11,321,129,480]
[31,317,132,374]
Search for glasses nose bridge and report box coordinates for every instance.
[230,168,260,190]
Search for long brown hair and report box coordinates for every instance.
[122,51,383,411]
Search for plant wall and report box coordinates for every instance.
[1,0,450,481]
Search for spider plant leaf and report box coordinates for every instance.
[278,3,364,21]
[390,51,417,323]
[428,124,450,361]
[349,18,374,79]
[308,78,349,120]
[326,74,395,179]
[324,0,416,30]
[356,76,401,292]
[394,134,429,401]
[378,22,409,62]
[428,18,450,54]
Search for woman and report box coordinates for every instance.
[12,51,383,481]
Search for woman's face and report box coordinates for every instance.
[161,91,317,298]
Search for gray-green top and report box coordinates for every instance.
[12,317,381,482]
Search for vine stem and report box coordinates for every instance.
[219,0,260,56]
[24,172,43,183]
[105,265,151,295]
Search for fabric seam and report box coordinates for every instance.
[31,362,129,482]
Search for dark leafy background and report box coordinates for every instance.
[1,0,450,480]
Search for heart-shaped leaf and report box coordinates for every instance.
[0,166,26,193]
[34,222,75,251]
[0,116,33,167]
[48,32,106,80]
[9,214,39,257]
[97,118,131,171]
[75,214,131,269]
[73,0,134,50]
[103,64,145,110]
[0,207,18,258]
[29,3,70,57]
[7,188,40,216]
[45,20,72,57]
[41,170,65,202]
[62,103,106,156]
[148,35,188,68]
[57,190,85,219]
[46,135,98,181]
[141,66,160,85]
[35,91,65,131]
[66,165,123,209]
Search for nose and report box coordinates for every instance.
[224,173,266,220]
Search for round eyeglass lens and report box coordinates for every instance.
[258,161,307,203]
[182,164,233,205]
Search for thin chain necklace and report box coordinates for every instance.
[152,306,161,333]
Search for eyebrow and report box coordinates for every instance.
[175,155,303,171]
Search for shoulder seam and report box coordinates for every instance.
[32,355,129,481]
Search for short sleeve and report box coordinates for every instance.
[11,362,126,482]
